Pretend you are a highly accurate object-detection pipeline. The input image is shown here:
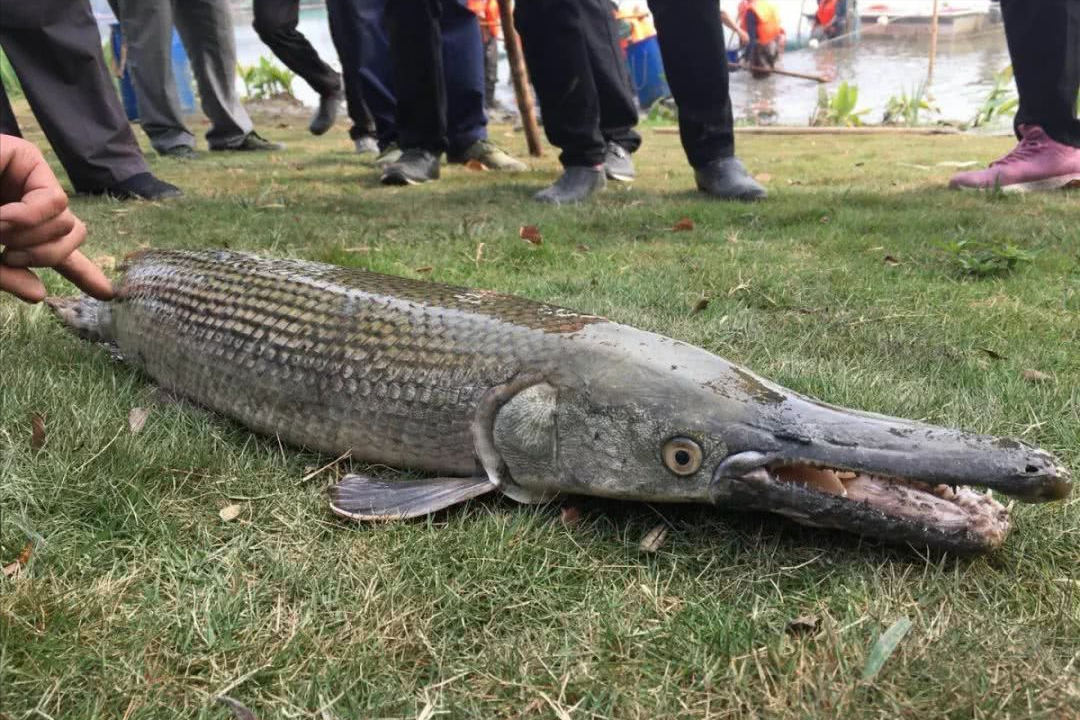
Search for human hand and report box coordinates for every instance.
[739,29,750,45]
[0,135,113,303]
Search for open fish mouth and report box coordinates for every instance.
[724,461,1020,552]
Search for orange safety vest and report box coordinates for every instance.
[816,0,838,25]
[738,0,784,45]
[467,0,501,40]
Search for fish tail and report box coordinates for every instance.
[45,295,115,344]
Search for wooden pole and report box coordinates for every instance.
[496,0,542,157]
[728,63,829,83]
[927,0,940,81]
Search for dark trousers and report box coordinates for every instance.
[648,0,735,167]
[384,0,488,156]
[0,0,148,191]
[1001,0,1080,148]
[253,0,342,97]
[325,0,395,144]
[514,0,641,167]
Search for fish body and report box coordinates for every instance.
[50,250,1071,553]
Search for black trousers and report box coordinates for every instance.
[1002,0,1079,147]
[514,0,641,167]
[0,0,148,191]
[253,0,342,97]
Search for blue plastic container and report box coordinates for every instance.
[626,35,670,109]
[111,24,195,121]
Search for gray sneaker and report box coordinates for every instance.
[375,143,402,168]
[534,166,606,204]
[354,136,379,155]
[448,140,528,171]
[381,148,440,185]
[603,142,635,182]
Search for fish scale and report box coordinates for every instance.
[104,250,597,474]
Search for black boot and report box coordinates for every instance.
[694,157,767,200]
[534,166,606,204]
[310,93,342,136]
[88,172,183,201]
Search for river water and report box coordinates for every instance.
[92,1,1016,132]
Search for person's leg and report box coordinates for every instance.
[385,0,446,155]
[326,0,379,146]
[483,35,498,109]
[580,0,640,155]
[252,0,342,97]
[514,0,605,168]
[1002,0,1079,147]
[0,0,160,192]
[441,0,488,157]
[110,0,195,153]
[172,0,255,149]
[950,0,1079,192]
[647,0,764,199]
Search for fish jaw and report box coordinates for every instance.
[708,393,1071,553]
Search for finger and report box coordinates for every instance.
[0,208,78,252]
[0,264,47,303]
[55,250,114,301]
[0,184,68,227]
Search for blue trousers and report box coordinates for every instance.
[327,0,487,154]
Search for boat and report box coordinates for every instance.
[859,1,998,36]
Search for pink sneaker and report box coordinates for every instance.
[949,125,1080,193]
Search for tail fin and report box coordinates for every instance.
[45,295,115,344]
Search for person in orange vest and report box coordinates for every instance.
[733,0,786,78]
[811,0,848,41]
[467,0,502,111]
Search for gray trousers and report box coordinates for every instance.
[0,0,149,192]
[109,0,253,151]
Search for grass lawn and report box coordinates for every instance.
[2,107,1078,719]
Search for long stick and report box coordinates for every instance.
[496,0,542,157]
[927,0,940,81]
[653,125,960,135]
[728,63,829,83]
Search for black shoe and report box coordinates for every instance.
[211,131,285,152]
[309,93,341,136]
[533,166,606,204]
[95,172,183,201]
[603,142,635,182]
[694,157,767,200]
[158,144,197,159]
[380,148,440,185]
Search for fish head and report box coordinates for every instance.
[495,323,1071,553]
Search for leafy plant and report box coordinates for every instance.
[967,65,1018,129]
[811,82,869,127]
[883,83,938,126]
[0,48,23,99]
[237,56,296,100]
[943,239,1035,278]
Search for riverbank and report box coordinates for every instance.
[2,110,1077,719]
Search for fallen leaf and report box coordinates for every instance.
[1022,369,1051,383]
[30,413,45,450]
[883,255,901,266]
[978,347,1007,361]
[862,617,913,681]
[560,505,581,525]
[639,524,668,553]
[755,173,772,182]
[217,696,258,720]
[474,242,485,267]
[17,543,32,566]
[819,215,830,224]
[128,407,150,434]
[92,255,117,272]
[519,225,542,245]
[672,217,695,232]
[465,158,488,171]
[575,243,591,253]
[219,504,242,522]
[690,297,710,315]
[2,542,33,580]
[786,615,820,634]
[414,266,433,274]
[1,563,19,579]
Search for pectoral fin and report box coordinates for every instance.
[328,474,496,521]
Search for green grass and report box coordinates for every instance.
[2,108,1078,719]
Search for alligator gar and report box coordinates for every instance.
[48,249,1071,553]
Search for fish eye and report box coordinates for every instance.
[662,437,703,476]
